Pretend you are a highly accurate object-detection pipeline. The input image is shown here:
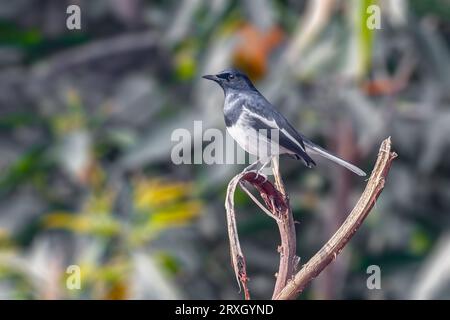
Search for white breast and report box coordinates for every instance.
[227,124,255,154]
[227,122,284,159]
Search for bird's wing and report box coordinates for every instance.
[243,94,366,176]
[240,99,316,167]
[238,93,366,175]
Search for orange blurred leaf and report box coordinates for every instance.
[232,24,284,80]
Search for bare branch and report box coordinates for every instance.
[224,170,290,300]
[224,138,396,300]
[274,137,397,300]
[31,31,157,79]
[271,157,297,298]
[224,173,251,300]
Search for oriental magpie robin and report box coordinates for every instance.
[202,69,366,176]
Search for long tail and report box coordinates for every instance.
[303,140,366,176]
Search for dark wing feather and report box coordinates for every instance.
[242,95,316,167]
[240,92,366,176]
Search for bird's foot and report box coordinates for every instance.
[243,161,260,173]
[254,168,269,183]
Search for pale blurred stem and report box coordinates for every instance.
[319,119,354,299]
[275,137,397,300]
[271,157,297,299]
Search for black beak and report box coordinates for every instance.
[202,74,220,82]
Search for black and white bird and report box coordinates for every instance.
[202,69,366,177]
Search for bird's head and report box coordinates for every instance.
[202,69,256,92]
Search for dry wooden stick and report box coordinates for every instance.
[224,170,290,300]
[224,138,396,300]
[271,157,298,298]
[274,137,397,300]
[224,174,252,300]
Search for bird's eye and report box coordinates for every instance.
[228,74,235,80]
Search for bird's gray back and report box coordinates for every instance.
[227,91,294,129]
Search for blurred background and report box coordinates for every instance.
[0,0,450,300]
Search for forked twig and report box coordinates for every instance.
[225,171,289,300]
[274,137,397,299]
[271,157,298,298]
[224,137,396,300]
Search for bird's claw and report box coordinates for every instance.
[260,175,268,184]
[255,170,268,184]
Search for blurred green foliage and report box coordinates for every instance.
[0,0,449,300]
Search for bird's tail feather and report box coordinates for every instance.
[290,151,316,168]
[303,140,366,176]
